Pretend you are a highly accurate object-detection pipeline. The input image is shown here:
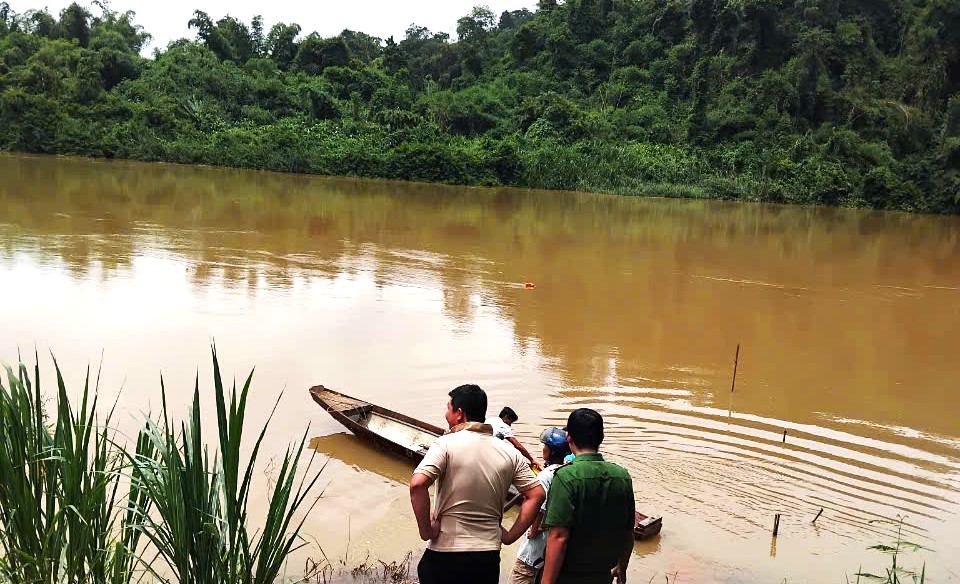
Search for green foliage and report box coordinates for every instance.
[0,349,323,584]
[0,0,958,212]
[0,357,148,584]
[129,348,322,584]
[854,519,929,583]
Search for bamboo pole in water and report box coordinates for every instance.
[812,508,824,524]
[727,344,740,419]
[773,513,781,536]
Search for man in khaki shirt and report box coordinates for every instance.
[411,384,546,584]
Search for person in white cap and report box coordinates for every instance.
[485,406,543,471]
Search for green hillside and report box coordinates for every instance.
[1,0,958,212]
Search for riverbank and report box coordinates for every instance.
[2,1,959,215]
[2,121,954,214]
[0,350,321,584]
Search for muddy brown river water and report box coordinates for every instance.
[1,154,959,583]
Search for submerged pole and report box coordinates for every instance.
[782,429,787,443]
[772,513,781,536]
[727,343,740,419]
[812,508,824,524]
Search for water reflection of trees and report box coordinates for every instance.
[2,154,960,434]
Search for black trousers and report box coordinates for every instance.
[417,548,500,584]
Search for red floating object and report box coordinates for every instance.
[523,282,536,289]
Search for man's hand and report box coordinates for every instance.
[508,436,540,471]
[502,523,521,545]
[423,514,441,541]
[613,528,633,584]
[530,460,543,472]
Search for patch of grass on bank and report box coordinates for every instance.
[0,349,322,584]
[303,552,416,584]
[0,357,144,584]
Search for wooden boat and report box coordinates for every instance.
[635,512,663,540]
[309,385,443,462]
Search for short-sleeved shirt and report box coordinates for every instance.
[516,463,562,567]
[485,416,514,440]
[414,421,540,552]
[543,453,635,584]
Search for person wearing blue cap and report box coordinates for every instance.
[508,427,572,584]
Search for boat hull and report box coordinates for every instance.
[309,385,442,462]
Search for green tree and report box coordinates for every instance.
[58,3,90,47]
[292,33,350,75]
[265,22,299,70]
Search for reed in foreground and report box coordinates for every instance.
[128,347,324,584]
[0,349,323,584]
[0,357,148,584]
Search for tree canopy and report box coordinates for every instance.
[0,0,958,212]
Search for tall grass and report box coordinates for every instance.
[0,349,322,584]
[128,348,323,584]
[0,357,148,584]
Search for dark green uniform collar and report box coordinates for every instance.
[570,452,604,462]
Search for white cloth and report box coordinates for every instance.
[516,463,562,567]
[485,416,514,440]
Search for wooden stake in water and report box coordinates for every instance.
[727,344,740,419]
[782,429,787,443]
[772,513,781,536]
[812,508,824,524]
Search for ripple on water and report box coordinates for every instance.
[554,385,960,557]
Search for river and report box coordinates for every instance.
[1,153,958,583]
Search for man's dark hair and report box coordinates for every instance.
[449,384,487,422]
[545,442,571,465]
[565,408,604,450]
[499,407,518,423]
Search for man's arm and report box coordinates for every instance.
[507,436,542,470]
[501,484,545,544]
[612,529,633,584]
[409,472,440,541]
[527,509,545,538]
[613,478,636,584]
[541,526,570,584]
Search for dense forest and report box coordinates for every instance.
[0,0,958,212]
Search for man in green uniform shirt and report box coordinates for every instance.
[541,408,635,584]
